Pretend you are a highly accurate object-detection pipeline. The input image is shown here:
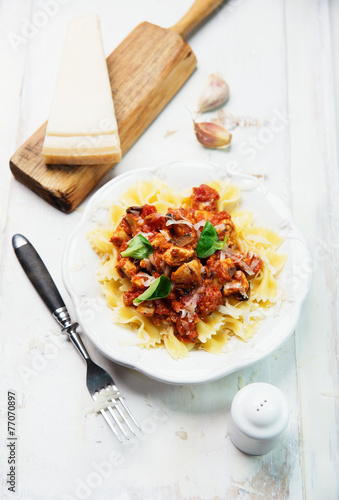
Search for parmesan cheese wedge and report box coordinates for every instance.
[42,15,121,165]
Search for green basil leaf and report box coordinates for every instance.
[133,276,171,304]
[121,234,153,259]
[196,221,228,258]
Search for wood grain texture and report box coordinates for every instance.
[10,22,196,213]
[285,0,339,496]
[170,0,224,38]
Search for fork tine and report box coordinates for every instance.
[97,386,139,440]
[113,402,136,436]
[106,405,130,439]
[117,397,141,431]
[108,383,141,432]
[99,408,123,443]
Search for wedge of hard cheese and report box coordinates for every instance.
[42,15,121,165]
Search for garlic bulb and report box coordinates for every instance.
[194,121,232,149]
[197,73,229,113]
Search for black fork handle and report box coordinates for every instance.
[12,234,65,314]
[12,234,90,361]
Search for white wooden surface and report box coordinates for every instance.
[0,0,338,498]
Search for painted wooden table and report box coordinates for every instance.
[0,0,338,498]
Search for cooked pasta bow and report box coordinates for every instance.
[89,180,286,359]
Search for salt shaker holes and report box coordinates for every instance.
[229,383,290,455]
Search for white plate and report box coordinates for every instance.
[63,161,312,385]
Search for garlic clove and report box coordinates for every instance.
[194,121,232,149]
[197,73,230,113]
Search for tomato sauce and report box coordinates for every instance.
[111,185,262,343]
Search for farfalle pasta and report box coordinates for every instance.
[89,180,286,359]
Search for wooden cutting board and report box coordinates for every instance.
[10,0,224,213]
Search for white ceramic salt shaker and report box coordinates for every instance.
[228,382,290,455]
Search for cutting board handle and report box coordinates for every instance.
[170,0,225,39]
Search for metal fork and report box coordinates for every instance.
[12,234,140,442]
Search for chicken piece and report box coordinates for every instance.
[196,279,223,317]
[171,259,202,289]
[222,270,250,300]
[162,245,195,267]
[136,302,155,317]
[149,233,171,252]
[192,210,214,223]
[206,255,236,287]
[130,273,152,289]
[209,212,236,246]
[117,257,138,279]
[191,184,220,212]
[110,220,131,246]
[140,258,153,272]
